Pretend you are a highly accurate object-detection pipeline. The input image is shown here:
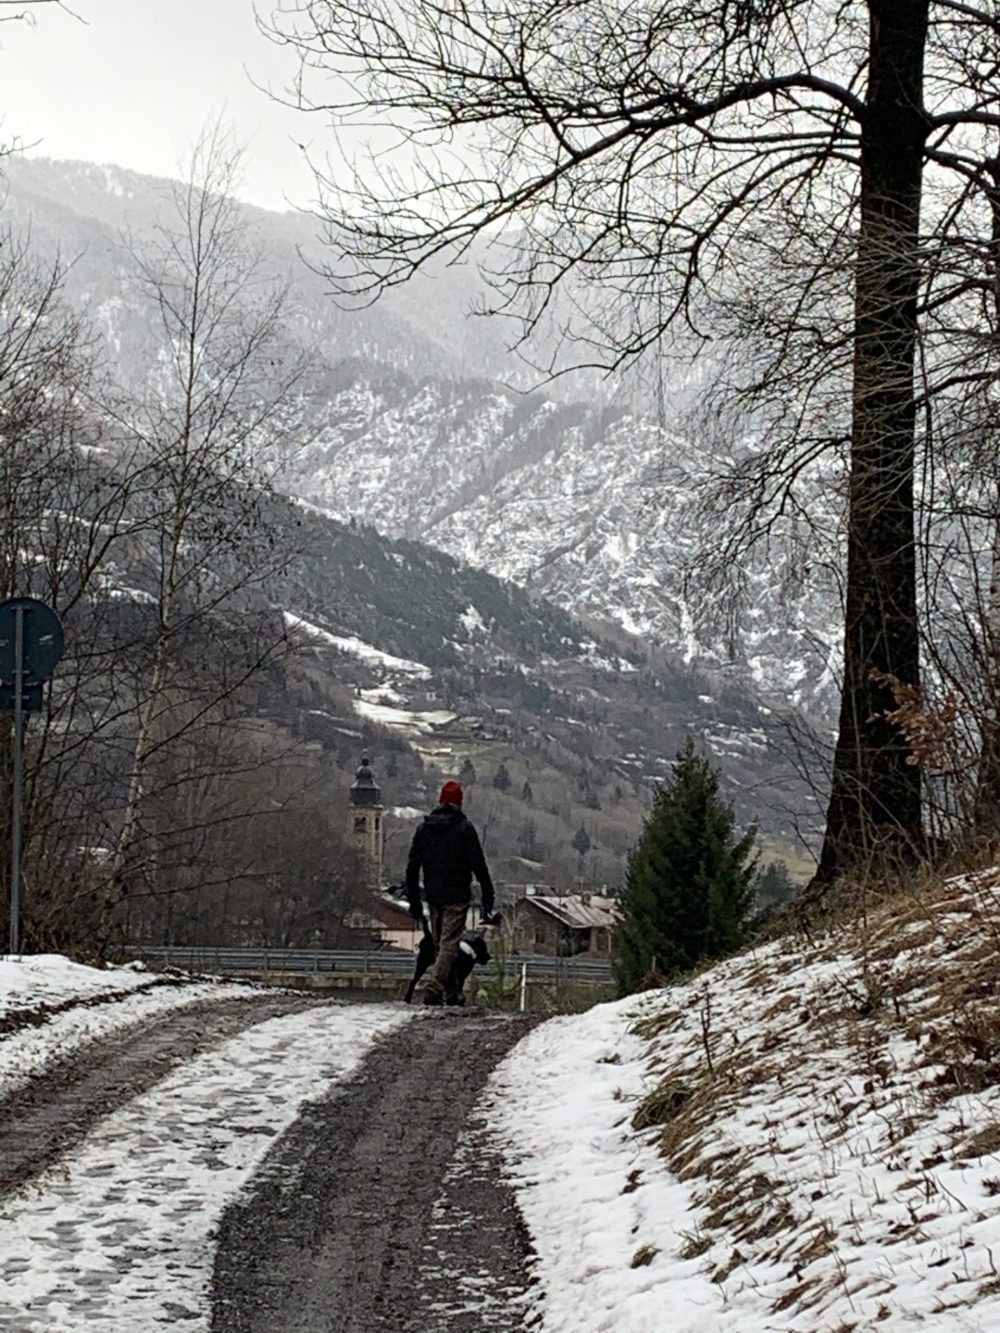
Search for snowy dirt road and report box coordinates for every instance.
[211,1008,541,1333]
[0,993,321,1196]
[0,990,542,1332]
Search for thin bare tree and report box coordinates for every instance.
[0,231,152,949]
[103,123,309,910]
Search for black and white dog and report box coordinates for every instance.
[400,901,493,1005]
[442,932,492,1005]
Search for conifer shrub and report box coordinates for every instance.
[613,738,757,996]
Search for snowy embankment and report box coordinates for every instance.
[282,610,431,677]
[0,954,259,1098]
[490,872,1000,1331]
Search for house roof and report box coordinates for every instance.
[349,895,419,931]
[522,894,620,930]
[375,895,419,930]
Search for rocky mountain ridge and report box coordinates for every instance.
[0,154,841,722]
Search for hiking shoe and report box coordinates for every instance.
[422,988,443,1006]
[445,991,466,1007]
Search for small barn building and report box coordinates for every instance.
[513,893,619,957]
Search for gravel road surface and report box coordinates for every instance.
[212,1008,540,1333]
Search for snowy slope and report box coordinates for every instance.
[284,381,842,713]
[3,156,841,716]
[489,871,1000,1331]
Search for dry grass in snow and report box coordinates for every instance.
[492,869,1000,1330]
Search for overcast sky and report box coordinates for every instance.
[2,0,320,212]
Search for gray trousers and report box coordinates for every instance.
[423,902,468,995]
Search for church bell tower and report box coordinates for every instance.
[348,753,385,889]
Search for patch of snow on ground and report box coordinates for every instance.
[353,698,456,734]
[0,955,155,1017]
[289,494,344,523]
[488,995,727,1332]
[359,684,409,706]
[459,604,486,636]
[579,642,619,672]
[0,1004,411,1331]
[489,872,1000,1330]
[0,955,260,1098]
[105,586,157,603]
[283,612,430,677]
[616,608,652,639]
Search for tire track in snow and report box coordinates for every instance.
[0,993,320,1195]
[0,1003,410,1331]
[211,1009,540,1333]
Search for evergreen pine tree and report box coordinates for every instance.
[754,859,796,911]
[583,785,602,810]
[492,760,511,792]
[613,739,757,996]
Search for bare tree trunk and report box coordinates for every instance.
[111,631,169,896]
[112,494,186,900]
[106,123,302,930]
[974,157,1000,833]
[816,0,929,882]
[976,506,1000,829]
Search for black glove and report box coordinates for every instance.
[407,896,423,921]
[481,909,501,927]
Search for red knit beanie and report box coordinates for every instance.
[439,780,463,807]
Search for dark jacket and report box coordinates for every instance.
[405,804,495,913]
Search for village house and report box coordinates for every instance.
[512,892,619,957]
[345,893,425,952]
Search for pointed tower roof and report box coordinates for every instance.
[350,752,382,805]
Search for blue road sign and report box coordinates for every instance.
[0,682,43,713]
[0,597,64,688]
[0,597,66,952]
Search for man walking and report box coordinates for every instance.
[405,780,496,1005]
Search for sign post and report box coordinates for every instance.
[10,604,23,956]
[0,597,64,955]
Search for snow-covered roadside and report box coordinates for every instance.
[0,954,260,1098]
[0,1003,411,1331]
[488,997,730,1332]
[489,873,1000,1331]
[0,953,170,1016]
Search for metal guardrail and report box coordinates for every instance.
[123,944,614,983]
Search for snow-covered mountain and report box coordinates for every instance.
[0,155,840,721]
[285,369,842,713]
